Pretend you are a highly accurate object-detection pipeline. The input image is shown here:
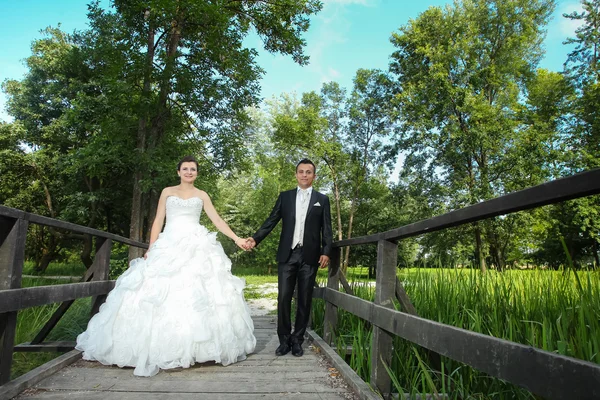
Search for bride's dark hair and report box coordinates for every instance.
[177,156,199,171]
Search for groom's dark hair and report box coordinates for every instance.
[177,155,199,170]
[296,158,316,174]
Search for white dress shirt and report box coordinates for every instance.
[292,186,312,248]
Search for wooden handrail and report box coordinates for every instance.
[0,281,116,313]
[0,205,148,248]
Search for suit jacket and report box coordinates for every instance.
[253,188,333,266]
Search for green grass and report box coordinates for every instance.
[312,267,600,399]
[22,261,86,277]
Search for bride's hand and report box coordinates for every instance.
[235,237,250,251]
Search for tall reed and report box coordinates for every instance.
[313,267,600,399]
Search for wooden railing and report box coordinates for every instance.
[0,205,147,388]
[314,168,600,400]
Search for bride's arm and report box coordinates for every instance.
[200,191,247,249]
[145,189,169,257]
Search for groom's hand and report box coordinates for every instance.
[319,255,330,269]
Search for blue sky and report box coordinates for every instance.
[0,0,584,123]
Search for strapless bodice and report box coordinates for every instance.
[165,196,203,228]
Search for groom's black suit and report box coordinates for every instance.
[253,188,333,345]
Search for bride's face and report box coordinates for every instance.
[178,162,198,183]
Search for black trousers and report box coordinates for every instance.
[277,246,318,345]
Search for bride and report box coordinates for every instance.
[76,156,256,377]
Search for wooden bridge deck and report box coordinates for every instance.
[12,316,357,400]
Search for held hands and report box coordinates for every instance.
[244,237,256,250]
[235,237,252,251]
[235,237,257,251]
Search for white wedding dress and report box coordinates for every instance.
[76,196,256,377]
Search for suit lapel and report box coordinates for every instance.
[290,189,297,221]
[306,190,318,218]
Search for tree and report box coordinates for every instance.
[2,28,136,271]
[270,86,349,250]
[342,69,396,268]
[389,0,555,271]
[270,71,395,271]
[559,0,600,266]
[87,0,323,259]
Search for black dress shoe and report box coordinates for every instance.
[291,342,303,357]
[275,343,291,356]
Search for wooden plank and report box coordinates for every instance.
[0,217,28,385]
[338,269,355,295]
[371,240,396,399]
[0,350,81,400]
[323,288,600,400]
[394,276,416,315]
[15,392,350,400]
[0,313,17,386]
[0,281,115,313]
[34,367,344,393]
[91,238,111,316]
[68,363,333,374]
[30,300,76,345]
[334,168,600,247]
[0,217,27,291]
[308,329,381,400]
[0,205,148,249]
[14,341,76,352]
[323,247,340,345]
[37,367,328,382]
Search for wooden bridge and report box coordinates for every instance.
[8,316,360,399]
[2,169,600,400]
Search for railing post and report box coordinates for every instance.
[0,217,28,385]
[371,239,397,399]
[323,247,340,345]
[90,238,111,317]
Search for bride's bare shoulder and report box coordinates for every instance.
[197,189,209,200]
[160,186,178,197]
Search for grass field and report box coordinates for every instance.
[311,267,600,399]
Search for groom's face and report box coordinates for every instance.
[295,163,315,189]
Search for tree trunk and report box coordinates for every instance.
[34,234,59,274]
[149,16,182,150]
[474,223,487,273]
[331,172,343,241]
[146,188,160,241]
[343,198,357,271]
[81,233,94,269]
[129,19,155,261]
[35,252,57,274]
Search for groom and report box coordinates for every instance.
[247,159,332,357]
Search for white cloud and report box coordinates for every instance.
[548,1,584,40]
[305,1,361,84]
[328,67,341,78]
